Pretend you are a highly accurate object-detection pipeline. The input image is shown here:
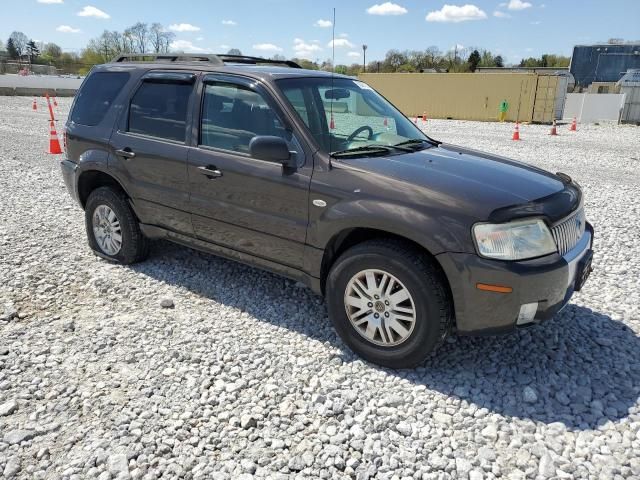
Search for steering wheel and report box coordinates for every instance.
[346,126,374,143]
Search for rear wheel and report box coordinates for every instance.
[85,186,149,264]
[326,240,452,368]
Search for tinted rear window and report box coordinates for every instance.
[128,81,192,142]
[71,72,129,126]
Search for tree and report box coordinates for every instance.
[467,49,481,72]
[7,38,19,59]
[0,39,4,52]
[26,40,40,63]
[495,55,504,68]
[227,48,242,56]
[9,31,28,58]
[130,22,149,54]
[43,43,62,59]
[150,23,173,53]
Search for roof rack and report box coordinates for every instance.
[111,53,301,68]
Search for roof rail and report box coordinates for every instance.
[111,53,301,68]
[217,54,301,68]
[112,54,224,65]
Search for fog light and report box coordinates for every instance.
[517,302,538,325]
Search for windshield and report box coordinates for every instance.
[277,77,433,156]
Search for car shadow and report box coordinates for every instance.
[131,240,640,431]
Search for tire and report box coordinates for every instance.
[85,186,149,265]
[326,239,452,368]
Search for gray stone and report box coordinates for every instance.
[538,453,556,478]
[3,457,21,478]
[0,399,18,416]
[523,386,538,403]
[160,297,175,309]
[4,429,36,445]
[108,454,129,476]
[240,414,257,429]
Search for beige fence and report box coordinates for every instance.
[358,72,564,123]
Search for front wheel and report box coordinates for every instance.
[85,186,149,264]
[326,240,452,368]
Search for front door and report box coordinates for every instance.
[187,75,311,269]
[109,71,196,234]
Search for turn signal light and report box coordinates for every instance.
[476,283,513,293]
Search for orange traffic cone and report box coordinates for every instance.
[48,121,63,155]
[512,122,521,141]
[570,117,577,131]
[549,119,558,136]
[422,111,427,122]
[32,98,37,111]
[329,114,335,130]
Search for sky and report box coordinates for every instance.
[2,0,639,65]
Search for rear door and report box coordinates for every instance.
[187,74,311,269]
[109,71,196,234]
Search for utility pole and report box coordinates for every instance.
[362,44,368,73]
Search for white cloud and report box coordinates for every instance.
[347,51,361,58]
[328,38,355,49]
[38,0,63,4]
[530,20,541,25]
[253,43,283,52]
[219,44,230,51]
[196,36,204,41]
[426,4,487,23]
[493,10,510,18]
[293,38,322,59]
[366,2,408,15]
[314,19,332,28]
[169,23,200,32]
[77,5,110,18]
[170,39,206,52]
[506,0,532,10]
[222,20,237,26]
[56,25,81,33]
[339,33,349,38]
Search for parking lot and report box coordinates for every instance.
[1,96,639,479]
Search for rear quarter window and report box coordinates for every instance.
[71,71,130,126]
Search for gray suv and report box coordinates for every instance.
[60,54,594,368]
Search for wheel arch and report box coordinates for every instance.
[319,228,454,309]
[77,169,129,209]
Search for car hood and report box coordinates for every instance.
[337,143,566,219]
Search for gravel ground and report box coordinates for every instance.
[1,95,639,480]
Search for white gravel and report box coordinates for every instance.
[1,96,639,480]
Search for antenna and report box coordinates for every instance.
[329,7,336,159]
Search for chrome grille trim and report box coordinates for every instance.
[552,208,586,256]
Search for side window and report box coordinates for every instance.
[128,81,193,142]
[71,71,129,126]
[281,87,310,127]
[200,82,288,154]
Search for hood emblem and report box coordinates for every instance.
[312,199,327,208]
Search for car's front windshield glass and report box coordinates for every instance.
[277,77,433,156]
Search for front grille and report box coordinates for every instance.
[552,208,586,256]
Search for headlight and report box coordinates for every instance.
[473,218,557,260]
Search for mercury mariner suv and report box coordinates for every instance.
[60,54,594,368]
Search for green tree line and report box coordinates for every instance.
[2,28,570,76]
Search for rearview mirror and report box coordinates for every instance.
[324,88,351,100]
[249,136,296,168]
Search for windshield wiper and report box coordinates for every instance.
[393,138,439,150]
[331,144,412,158]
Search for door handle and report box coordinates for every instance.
[198,165,223,179]
[115,148,136,159]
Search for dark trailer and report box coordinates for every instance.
[570,43,640,88]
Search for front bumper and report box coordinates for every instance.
[437,222,594,335]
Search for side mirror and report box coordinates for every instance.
[249,136,296,169]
